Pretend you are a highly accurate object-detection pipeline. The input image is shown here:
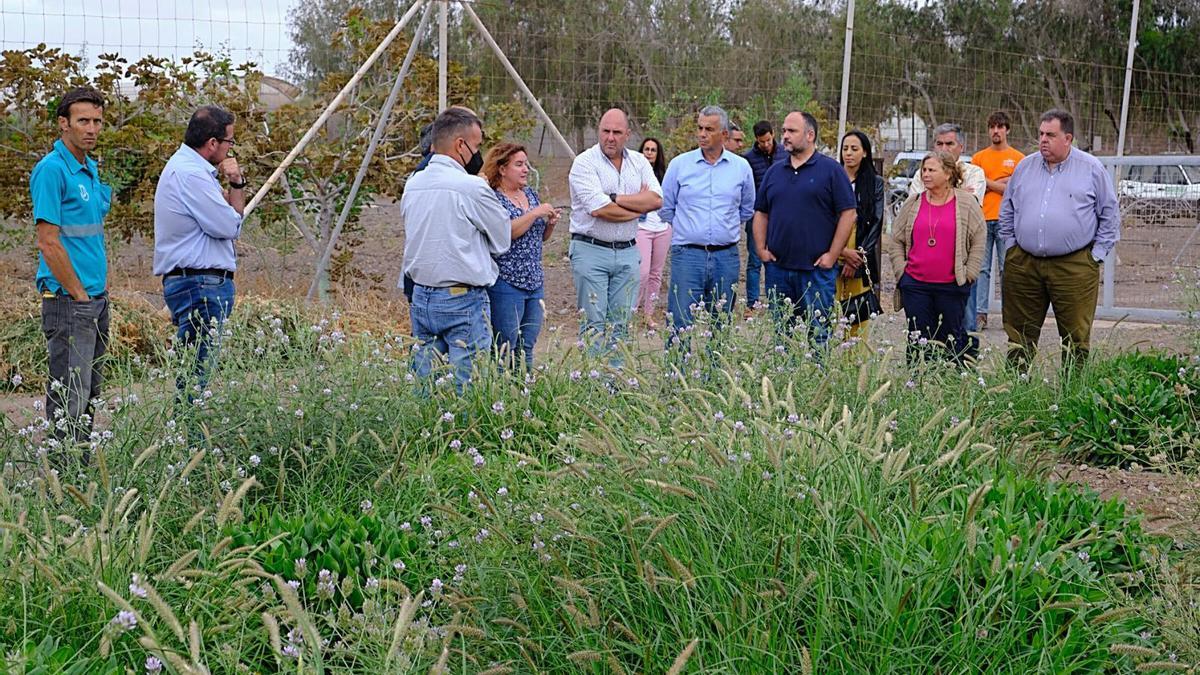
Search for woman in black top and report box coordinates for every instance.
[837,130,885,337]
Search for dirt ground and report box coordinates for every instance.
[1054,463,1200,540]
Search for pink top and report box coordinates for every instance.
[905,195,957,283]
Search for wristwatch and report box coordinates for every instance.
[229,179,248,190]
[608,192,617,203]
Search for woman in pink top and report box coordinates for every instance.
[887,152,985,364]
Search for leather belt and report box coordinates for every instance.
[164,267,234,280]
[682,241,738,252]
[572,233,636,250]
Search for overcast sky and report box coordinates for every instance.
[1,0,298,77]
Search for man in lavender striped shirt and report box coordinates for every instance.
[998,108,1120,370]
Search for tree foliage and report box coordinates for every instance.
[286,0,1200,152]
[1,13,534,297]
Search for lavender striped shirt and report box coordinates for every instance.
[998,148,1120,260]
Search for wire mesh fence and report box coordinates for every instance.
[3,0,1199,318]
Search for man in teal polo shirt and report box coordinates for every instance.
[31,87,112,465]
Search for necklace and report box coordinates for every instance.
[924,192,948,247]
[503,187,528,211]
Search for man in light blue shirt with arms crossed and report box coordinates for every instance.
[401,107,511,389]
[154,105,246,396]
[32,87,112,467]
[660,105,756,339]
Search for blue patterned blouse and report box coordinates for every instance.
[493,187,547,291]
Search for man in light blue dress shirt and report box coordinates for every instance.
[660,105,756,339]
[153,105,245,395]
[401,107,511,388]
[998,108,1120,370]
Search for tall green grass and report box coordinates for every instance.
[0,307,1194,673]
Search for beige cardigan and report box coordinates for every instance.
[887,188,986,288]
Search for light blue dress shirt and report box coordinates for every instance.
[152,144,243,275]
[998,148,1120,261]
[400,155,511,288]
[660,148,756,247]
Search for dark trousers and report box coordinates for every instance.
[42,294,110,460]
[898,273,970,364]
[744,221,764,307]
[1001,246,1100,370]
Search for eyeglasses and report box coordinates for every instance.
[216,137,237,146]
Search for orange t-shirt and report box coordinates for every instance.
[972,146,1025,220]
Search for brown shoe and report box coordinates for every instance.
[977,313,988,330]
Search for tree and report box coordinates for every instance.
[1,21,533,301]
[0,45,265,246]
[261,11,534,299]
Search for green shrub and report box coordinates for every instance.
[1048,352,1199,466]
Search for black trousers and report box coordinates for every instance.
[898,273,970,364]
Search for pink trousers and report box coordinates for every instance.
[634,225,672,317]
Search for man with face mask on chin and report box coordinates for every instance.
[400,107,510,389]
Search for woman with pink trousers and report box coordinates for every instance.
[634,137,671,329]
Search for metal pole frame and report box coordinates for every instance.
[461,2,575,159]
[306,2,436,301]
[836,0,855,151]
[438,0,449,112]
[1106,0,1141,312]
[243,0,427,218]
[246,0,578,301]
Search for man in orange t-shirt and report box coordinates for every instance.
[969,111,1024,330]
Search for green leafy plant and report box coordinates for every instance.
[1048,352,1200,466]
[0,636,121,674]
[227,508,424,610]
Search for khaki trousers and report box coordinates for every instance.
[1001,246,1100,369]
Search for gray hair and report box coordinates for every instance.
[431,107,482,149]
[698,105,730,132]
[933,122,964,146]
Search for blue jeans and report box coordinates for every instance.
[569,239,640,361]
[487,278,544,371]
[744,221,763,307]
[764,263,837,347]
[163,274,235,394]
[898,272,970,364]
[976,219,1003,314]
[666,244,740,335]
[410,285,492,388]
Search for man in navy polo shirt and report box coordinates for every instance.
[752,111,856,348]
[31,87,112,463]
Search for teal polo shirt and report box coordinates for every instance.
[31,139,111,296]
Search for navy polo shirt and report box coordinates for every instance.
[754,152,856,271]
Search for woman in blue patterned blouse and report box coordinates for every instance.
[482,143,560,370]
